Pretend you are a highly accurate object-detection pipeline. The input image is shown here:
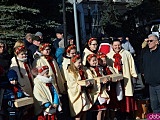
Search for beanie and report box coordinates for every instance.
[7,69,18,81]
[38,66,49,76]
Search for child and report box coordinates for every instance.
[97,53,123,119]
[85,54,110,120]
[33,65,61,120]
[66,54,92,120]
[10,45,34,96]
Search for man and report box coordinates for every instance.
[28,36,42,64]
[52,29,65,68]
[23,33,33,49]
[118,36,135,54]
[142,34,160,113]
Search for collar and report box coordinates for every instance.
[36,75,53,83]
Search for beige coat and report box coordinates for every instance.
[10,57,33,96]
[107,49,137,96]
[82,48,94,66]
[32,56,66,94]
[66,70,92,117]
[33,76,60,115]
[61,57,70,82]
[86,68,110,104]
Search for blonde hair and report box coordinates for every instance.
[68,57,87,79]
[14,40,25,49]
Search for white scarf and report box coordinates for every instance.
[17,57,27,62]
[36,75,53,83]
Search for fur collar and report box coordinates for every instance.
[36,75,53,83]
[17,57,27,62]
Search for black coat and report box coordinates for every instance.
[142,47,160,86]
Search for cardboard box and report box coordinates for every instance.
[77,79,95,86]
[14,97,34,108]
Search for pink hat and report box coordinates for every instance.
[38,66,49,76]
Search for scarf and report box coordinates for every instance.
[45,55,60,93]
[94,67,102,77]
[103,66,112,75]
[23,62,34,89]
[12,86,19,99]
[113,53,122,72]
[79,69,86,80]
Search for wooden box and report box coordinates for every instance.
[14,97,34,108]
[109,74,123,82]
[95,74,123,83]
[77,79,95,86]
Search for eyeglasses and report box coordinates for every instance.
[0,46,4,49]
[91,44,98,46]
[147,40,154,43]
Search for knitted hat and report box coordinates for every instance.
[7,69,18,81]
[35,32,43,37]
[38,66,49,76]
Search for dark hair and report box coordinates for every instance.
[111,39,122,45]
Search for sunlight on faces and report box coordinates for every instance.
[89,40,98,51]
[74,59,82,69]
[147,36,159,50]
[41,47,51,56]
[112,41,122,53]
[17,51,27,59]
[67,49,76,58]
[89,56,98,67]
[10,80,17,85]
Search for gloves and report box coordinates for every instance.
[17,92,23,98]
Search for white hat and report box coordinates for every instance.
[38,66,49,76]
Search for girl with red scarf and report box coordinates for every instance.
[107,39,138,119]
[85,54,110,120]
[66,54,92,120]
[97,52,123,119]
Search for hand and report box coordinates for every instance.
[17,92,23,98]
[53,104,58,108]
[102,78,108,84]
[86,81,91,87]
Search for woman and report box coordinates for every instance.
[107,39,138,119]
[10,45,34,96]
[62,44,76,80]
[66,54,92,120]
[32,43,66,94]
[82,38,98,66]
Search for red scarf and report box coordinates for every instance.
[79,69,86,80]
[94,67,102,77]
[113,53,122,72]
[12,86,19,99]
[103,66,112,75]
[23,62,34,89]
[45,55,60,93]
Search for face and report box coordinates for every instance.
[0,43,5,54]
[101,57,107,66]
[41,47,51,56]
[56,33,63,39]
[27,37,32,43]
[10,80,17,85]
[89,57,97,67]
[33,40,41,46]
[67,49,76,58]
[147,36,159,50]
[43,71,50,78]
[17,51,27,59]
[118,37,123,41]
[112,41,122,53]
[89,40,98,51]
[74,59,82,69]
[68,39,74,45]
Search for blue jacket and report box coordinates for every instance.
[142,47,160,86]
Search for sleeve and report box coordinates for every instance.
[44,102,51,108]
[128,42,135,54]
[52,86,59,105]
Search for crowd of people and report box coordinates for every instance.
[0,30,160,120]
